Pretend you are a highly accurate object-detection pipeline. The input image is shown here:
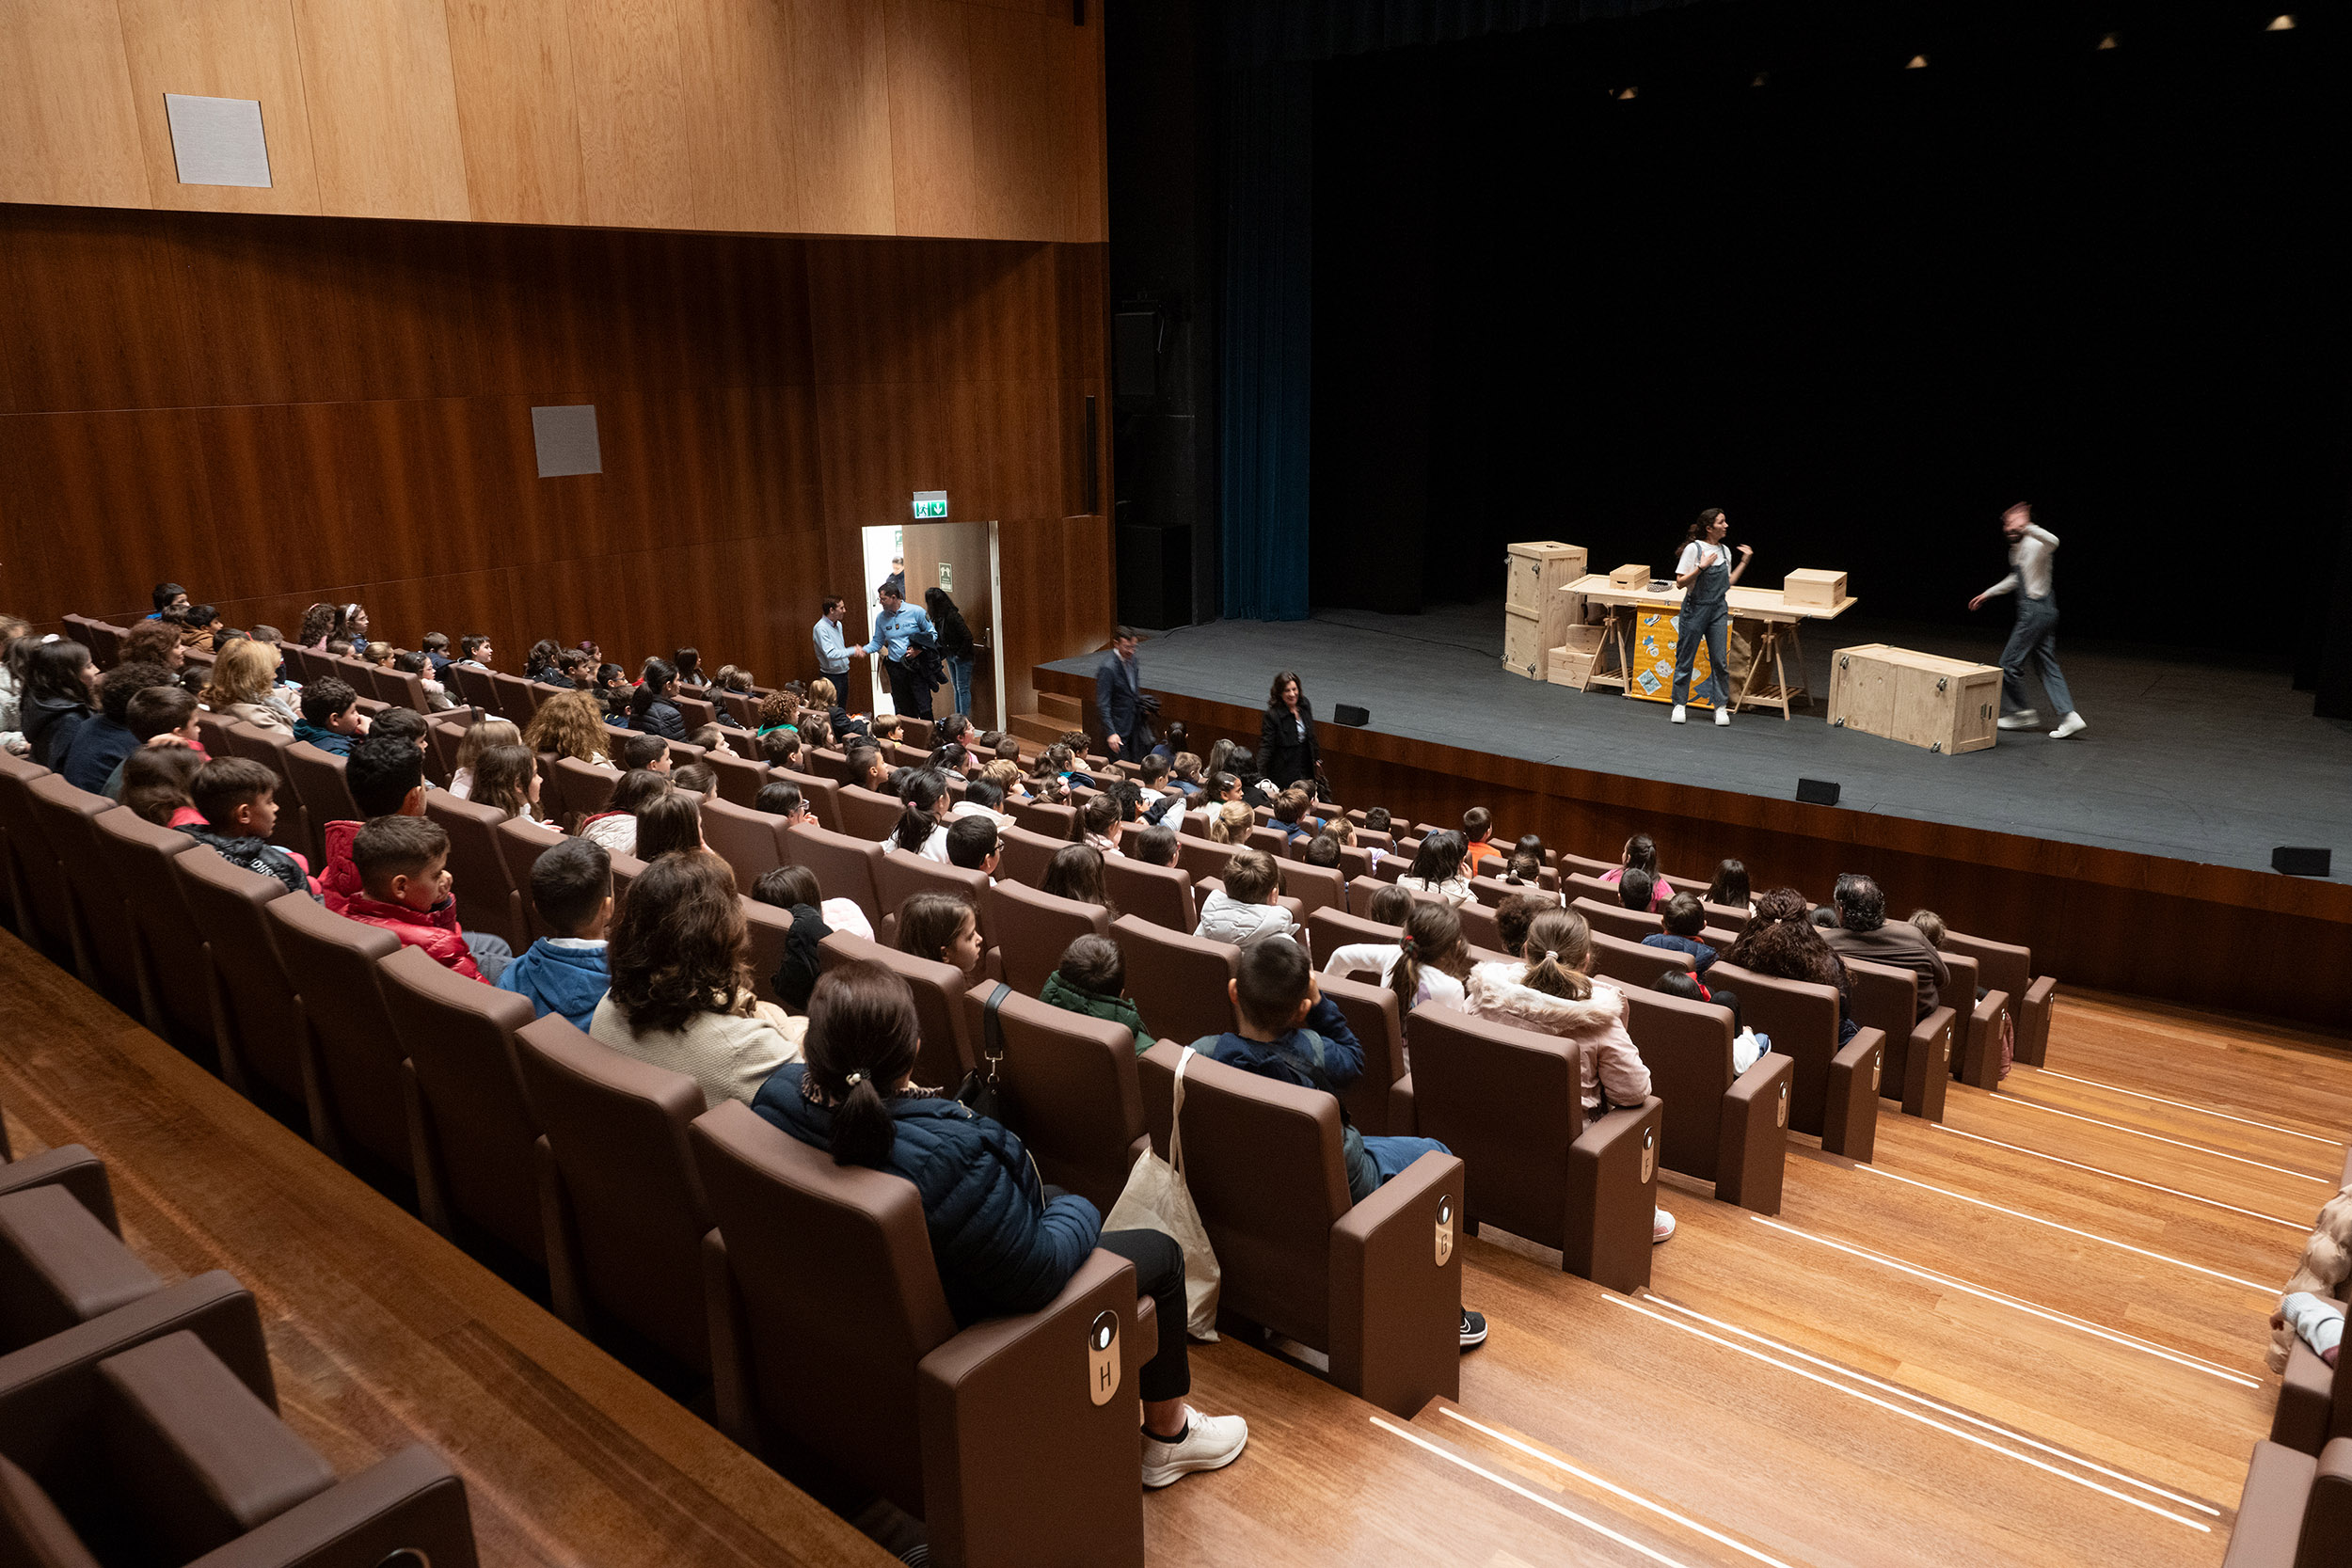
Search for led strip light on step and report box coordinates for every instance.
[2018,1069,2343,1146]
[1929,1122,2307,1228]
[1976,1096,2336,1183]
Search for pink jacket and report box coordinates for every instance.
[1462,962,1650,1112]
[319,818,365,914]
[341,891,484,982]
[1599,866,1673,911]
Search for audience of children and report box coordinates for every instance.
[179,757,317,897]
[1193,849,1299,947]
[342,815,510,981]
[1041,934,1153,1053]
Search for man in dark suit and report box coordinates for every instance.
[1094,626,1154,758]
[1821,874,1948,1019]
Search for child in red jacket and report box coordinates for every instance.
[340,815,511,982]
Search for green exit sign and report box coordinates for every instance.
[912,490,948,519]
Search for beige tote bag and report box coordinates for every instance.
[1104,1046,1223,1340]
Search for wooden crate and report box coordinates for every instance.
[1785,568,1849,609]
[1506,541,1585,616]
[1502,607,1546,680]
[1609,562,1650,591]
[1561,622,1606,655]
[1547,646,1597,689]
[1829,644,2001,754]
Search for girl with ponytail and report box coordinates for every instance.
[1462,905,1676,1243]
[881,768,954,862]
[751,961,1252,1482]
[1385,899,1472,1012]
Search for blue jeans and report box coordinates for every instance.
[946,654,974,717]
[1998,594,2075,718]
[1347,1134,1451,1203]
[1672,608,1730,708]
[463,930,513,983]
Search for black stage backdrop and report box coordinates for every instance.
[1309,1,2352,659]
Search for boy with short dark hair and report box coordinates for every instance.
[495,838,613,1028]
[1362,807,1391,835]
[182,757,315,896]
[101,684,202,800]
[369,705,431,756]
[620,733,671,772]
[1194,848,1301,947]
[1041,933,1152,1053]
[944,816,1001,877]
[1200,936,1487,1349]
[1643,892,1717,972]
[320,736,429,914]
[342,815,508,981]
[1617,867,1657,912]
[1270,788,1316,841]
[1302,834,1342,871]
[1462,807,1502,872]
[294,677,369,757]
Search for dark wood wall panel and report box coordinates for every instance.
[0,203,1109,699]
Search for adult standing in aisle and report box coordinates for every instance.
[1096,627,1154,758]
[925,586,975,717]
[1671,507,1752,726]
[1970,502,2087,739]
[812,595,852,682]
[862,582,936,719]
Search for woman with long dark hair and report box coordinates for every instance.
[629,657,689,740]
[1258,672,1319,794]
[751,961,1248,1488]
[22,641,98,768]
[1723,888,1859,1044]
[924,587,976,718]
[1670,506,1753,727]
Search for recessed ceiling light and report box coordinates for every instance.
[2097,32,2118,50]
[2267,13,2296,29]
[1906,54,1929,70]
[1616,86,1638,100]
[1752,71,1769,87]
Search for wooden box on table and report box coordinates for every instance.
[1784,568,1849,609]
[1828,645,2000,754]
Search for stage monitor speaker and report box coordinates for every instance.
[1796,778,1842,807]
[1333,704,1370,726]
[2273,847,2331,877]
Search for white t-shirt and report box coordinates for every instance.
[1320,942,1467,1009]
[1677,541,1727,577]
[877,823,952,863]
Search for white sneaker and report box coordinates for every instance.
[1713,706,1731,726]
[1670,705,1687,724]
[2048,712,2087,739]
[1142,1409,1248,1489]
[1653,1208,1677,1243]
[1995,710,2041,731]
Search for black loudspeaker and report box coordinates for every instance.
[2273,847,2332,877]
[1333,704,1370,726]
[1796,778,1842,807]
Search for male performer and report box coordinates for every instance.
[812,594,852,681]
[1969,502,2086,739]
[863,581,936,719]
[1095,626,1154,757]
[1670,507,1752,726]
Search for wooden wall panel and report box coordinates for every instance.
[0,0,149,210]
[781,0,897,236]
[115,0,321,215]
[567,0,698,231]
[440,0,584,227]
[965,7,1061,243]
[882,0,977,239]
[291,0,470,220]
[678,0,802,235]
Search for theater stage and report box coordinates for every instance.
[1045,598,2350,884]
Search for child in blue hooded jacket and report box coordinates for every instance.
[496,837,612,1030]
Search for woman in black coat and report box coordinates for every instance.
[1258,670,1319,792]
[628,657,690,740]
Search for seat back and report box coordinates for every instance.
[1100,857,1196,932]
[1276,861,1345,920]
[492,817,568,943]
[995,826,1067,887]
[875,852,993,945]
[1842,956,1920,1047]
[21,777,121,993]
[378,945,544,1261]
[1136,1044,1347,1347]
[377,666,433,713]
[768,768,842,833]
[220,723,310,860]
[703,798,787,895]
[1466,875,1526,909]
[1343,878,1403,918]
[608,848,649,914]
[170,851,303,1107]
[780,823,884,927]
[1402,1004,1585,1250]
[986,881,1111,995]
[1708,962,1845,1135]
[1587,927,1692,990]
[1565,872,1617,904]
[834,786,903,844]
[803,747,852,784]
[489,672,537,725]
[193,711,237,765]
[1310,906,1399,964]
[963,986,1146,1216]
[423,793,529,951]
[1012,800,1076,839]
[1245,826,1290,860]
[1107,916,1235,1049]
[264,895,411,1172]
[1173,835,1241,884]
[706,751,767,808]
[1703,899,1752,932]
[897,716,934,751]
[1455,899,1503,954]
[818,932,977,1090]
[549,757,616,826]
[673,693,717,731]
[281,743,360,859]
[0,1184,161,1351]
[1318,973,1408,1137]
[514,1015,713,1370]
[690,1102,957,1514]
[1623,988,1736,1182]
[1572,895,1658,946]
[87,809,216,1052]
[449,663,499,713]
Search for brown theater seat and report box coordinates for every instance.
[1843,957,1956,1121]
[803,746,852,784]
[1341,879,1403,920]
[549,757,617,827]
[513,1016,715,1373]
[702,797,787,895]
[705,751,767,808]
[280,743,360,852]
[897,716,935,751]
[961,984,1147,1216]
[169,848,308,1117]
[0,1146,115,1237]
[377,946,545,1263]
[423,794,530,953]
[1174,835,1241,885]
[263,895,410,1175]
[1317,973,1415,1137]
[767,768,842,833]
[1707,962,1882,1163]
[780,823,884,928]
[1012,799,1077,839]
[1101,856,1197,932]
[0,756,69,969]
[1311,906,1397,959]
[2222,1438,2352,1568]
[1109,916,1236,1050]
[1455,899,1504,953]
[1942,929,2055,1068]
[84,801,213,1042]
[1136,1042,1461,1417]
[987,881,1110,995]
[1574,895,1661,946]
[1939,952,2012,1089]
[691,1102,1147,1568]
[20,776,113,991]
[0,1186,160,1352]
[1403,1004,1663,1292]
[739,896,796,1008]
[835,784,906,843]
[1622,989,1792,1213]
[818,933,977,1090]
[876,852,993,943]
[492,816,564,942]
[1277,860,1345,920]
[2274,1329,2352,1459]
[1585,924,1695,991]
[994,825,1068,887]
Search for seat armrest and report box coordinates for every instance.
[1565,1100,1663,1295]
[1823,1028,1883,1164]
[2306,1437,2352,1560]
[916,1250,1146,1568]
[2016,975,2057,1068]
[533,1137,587,1335]
[2274,1338,2337,1455]
[1901,1007,1955,1121]
[698,1230,756,1451]
[1387,1073,1415,1137]
[181,1446,479,1568]
[1329,1150,1463,1419]
[1958,989,2010,1090]
[0,1147,117,1235]
[2223,1441,2316,1568]
[1718,1053,1794,1215]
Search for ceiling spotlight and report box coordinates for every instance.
[1752,71,1769,87]
[2267,13,2296,28]
[1906,54,1929,69]
[1616,86,1638,100]
[2097,32,2118,50]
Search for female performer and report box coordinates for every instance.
[1671,507,1752,727]
[1259,671,1320,793]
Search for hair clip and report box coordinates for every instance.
[1544,950,1559,963]
[845,1070,865,1086]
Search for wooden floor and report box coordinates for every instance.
[2,915,2343,1568]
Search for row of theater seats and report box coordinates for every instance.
[0,1126,478,1567]
[2232,1141,2352,1567]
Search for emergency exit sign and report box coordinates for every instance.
[913,490,948,518]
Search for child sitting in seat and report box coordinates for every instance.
[1461,807,1504,873]
[1199,936,1487,1349]
[1041,934,1153,1053]
[1195,849,1300,949]
[494,838,613,1029]
[292,677,370,758]
[894,891,983,981]
[341,815,510,982]
[1644,893,1718,973]
[119,746,206,829]
[179,757,318,898]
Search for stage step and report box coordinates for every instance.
[1037,690,1082,722]
[1009,711,1077,748]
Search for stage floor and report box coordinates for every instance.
[1044,599,2352,883]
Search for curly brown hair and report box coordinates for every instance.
[605,850,755,1035]
[1723,887,1846,992]
[523,688,611,765]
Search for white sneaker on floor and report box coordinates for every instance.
[1670,705,1687,724]
[1995,710,2041,731]
[2048,712,2087,739]
[1713,706,1731,726]
[1142,1409,1248,1489]
[1653,1208,1677,1243]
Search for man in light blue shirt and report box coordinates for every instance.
[863,583,937,718]
[812,594,852,679]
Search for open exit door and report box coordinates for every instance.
[858,521,1001,726]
